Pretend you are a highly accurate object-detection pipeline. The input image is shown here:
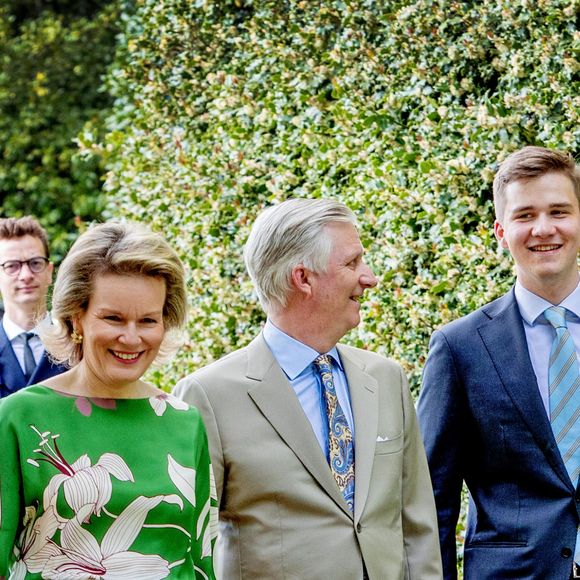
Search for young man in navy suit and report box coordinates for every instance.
[0,216,65,397]
[418,146,580,580]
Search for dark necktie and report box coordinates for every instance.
[21,332,37,381]
[313,354,355,512]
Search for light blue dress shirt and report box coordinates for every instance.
[515,280,580,416]
[262,319,355,456]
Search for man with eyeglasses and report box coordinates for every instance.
[0,216,66,397]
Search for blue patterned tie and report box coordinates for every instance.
[313,354,355,512]
[544,306,580,563]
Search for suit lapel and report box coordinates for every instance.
[245,335,351,516]
[478,290,573,490]
[338,345,378,522]
[0,323,27,393]
[29,353,62,386]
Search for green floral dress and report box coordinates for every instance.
[0,385,217,580]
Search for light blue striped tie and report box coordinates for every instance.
[545,306,580,563]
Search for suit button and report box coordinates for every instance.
[561,547,573,558]
[356,523,362,533]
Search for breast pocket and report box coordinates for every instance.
[374,430,403,455]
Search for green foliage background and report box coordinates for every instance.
[0,0,120,261]
[1,0,576,574]
[95,0,579,394]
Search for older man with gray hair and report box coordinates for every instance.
[174,198,442,580]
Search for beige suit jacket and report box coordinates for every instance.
[174,334,442,580]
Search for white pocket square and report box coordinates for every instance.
[376,435,390,442]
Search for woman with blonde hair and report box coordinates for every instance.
[0,222,216,579]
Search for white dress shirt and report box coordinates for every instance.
[2,314,47,374]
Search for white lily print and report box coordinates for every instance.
[167,455,218,560]
[42,496,176,579]
[149,393,189,416]
[197,466,219,560]
[11,504,60,580]
[167,454,197,507]
[27,425,134,522]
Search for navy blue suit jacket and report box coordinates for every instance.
[418,289,580,580]
[0,323,66,398]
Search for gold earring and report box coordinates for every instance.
[71,329,83,344]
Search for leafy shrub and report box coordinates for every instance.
[92,2,578,575]
[0,0,120,260]
[98,0,578,395]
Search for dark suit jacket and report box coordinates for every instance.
[417,289,580,580]
[0,323,66,398]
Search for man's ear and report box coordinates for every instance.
[290,264,313,297]
[494,220,509,250]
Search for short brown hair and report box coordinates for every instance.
[42,222,187,367]
[0,216,50,257]
[493,146,580,222]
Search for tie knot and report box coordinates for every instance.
[544,306,568,329]
[21,332,34,344]
[313,354,332,375]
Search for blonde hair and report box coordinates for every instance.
[42,222,187,367]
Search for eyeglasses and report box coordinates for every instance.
[0,257,50,276]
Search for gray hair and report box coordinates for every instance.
[244,198,357,312]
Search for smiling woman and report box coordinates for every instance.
[70,274,168,398]
[0,222,217,579]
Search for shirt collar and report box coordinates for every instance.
[2,312,50,341]
[263,319,343,380]
[515,279,580,325]
[3,314,28,340]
